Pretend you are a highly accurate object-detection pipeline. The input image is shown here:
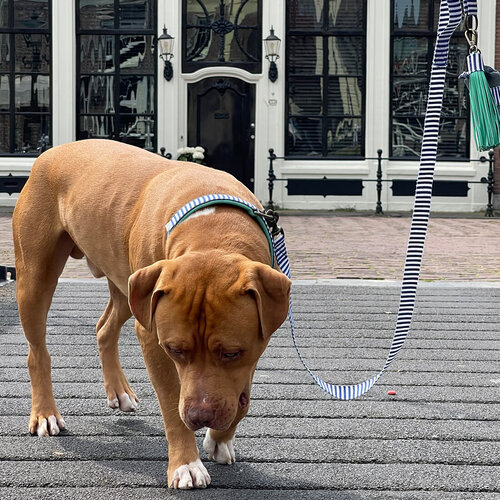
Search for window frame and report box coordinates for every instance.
[75,0,158,151]
[390,0,470,161]
[285,0,367,160]
[0,0,52,157]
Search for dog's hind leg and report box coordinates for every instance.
[14,213,74,436]
[96,280,137,412]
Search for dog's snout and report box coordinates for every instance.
[186,404,216,430]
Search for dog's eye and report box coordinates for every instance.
[165,345,184,358]
[223,351,241,360]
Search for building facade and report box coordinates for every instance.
[0,0,498,211]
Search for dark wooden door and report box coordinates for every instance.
[188,77,255,190]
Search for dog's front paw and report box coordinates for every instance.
[203,428,236,464]
[169,459,211,489]
[107,392,138,412]
[29,412,66,437]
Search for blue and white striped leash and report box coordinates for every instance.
[166,0,473,401]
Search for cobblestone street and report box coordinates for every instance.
[2,213,500,281]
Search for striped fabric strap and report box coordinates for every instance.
[491,86,500,107]
[165,194,276,268]
[276,0,465,400]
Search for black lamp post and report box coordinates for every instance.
[158,26,175,81]
[264,26,281,83]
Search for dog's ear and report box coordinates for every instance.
[242,263,291,339]
[128,260,172,331]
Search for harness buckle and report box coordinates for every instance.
[253,208,284,238]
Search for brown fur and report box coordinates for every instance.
[12,139,291,488]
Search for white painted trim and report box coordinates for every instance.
[181,66,261,83]
[52,0,76,147]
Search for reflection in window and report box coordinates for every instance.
[0,0,51,155]
[286,0,366,158]
[391,0,469,159]
[77,0,156,151]
[183,0,261,73]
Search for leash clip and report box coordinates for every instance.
[253,208,284,238]
[465,15,479,53]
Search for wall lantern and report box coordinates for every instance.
[158,26,175,81]
[264,26,281,82]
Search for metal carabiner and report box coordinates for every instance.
[465,15,478,53]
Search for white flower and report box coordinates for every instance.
[177,147,187,154]
[185,147,196,154]
[195,146,205,153]
[192,151,204,160]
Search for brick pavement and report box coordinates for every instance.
[1,213,500,281]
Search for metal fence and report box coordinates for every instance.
[265,148,496,217]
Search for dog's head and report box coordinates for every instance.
[128,252,291,431]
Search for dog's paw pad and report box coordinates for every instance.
[203,429,236,464]
[170,459,211,489]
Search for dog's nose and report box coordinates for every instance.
[186,405,216,429]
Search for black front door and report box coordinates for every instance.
[188,77,255,190]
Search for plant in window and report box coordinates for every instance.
[176,146,205,164]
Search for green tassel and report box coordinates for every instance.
[467,53,500,151]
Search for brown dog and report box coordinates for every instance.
[12,139,291,489]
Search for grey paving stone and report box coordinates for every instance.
[1,280,499,496]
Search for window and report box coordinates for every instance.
[76,0,157,151]
[183,0,262,73]
[0,0,51,155]
[286,0,366,158]
[391,0,469,159]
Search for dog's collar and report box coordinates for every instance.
[165,194,282,268]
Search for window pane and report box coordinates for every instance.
[288,0,324,30]
[0,75,8,111]
[80,75,115,113]
[393,0,429,30]
[327,117,362,155]
[288,36,323,75]
[14,114,50,153]
[443,78,467,118]
[79,114,114,139]
[14,0,49,29]
[79,0,115,30]
[119,0,153,29]
[15,34,50,73]
[119,75,154,114]
[393,37,429,76]
[120,35,154,74]
[287,116,323,156]
[289,77,323,116]
[447,39,468,78]
[119,115,154,150]
[80,35,115,74]
[328,77,362,115]
[0,2,7,28]
[439,118,467,158]
[0,34,9,71]
[0,114,9,152]
[392,117,423,157]
[393,78,428,115]
[327,37,363,75]
[394,117,468,159]
[185,0,260,66]
[15,75,50,112]
[328,0,364,29]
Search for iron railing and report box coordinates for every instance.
[266,148,496,217]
